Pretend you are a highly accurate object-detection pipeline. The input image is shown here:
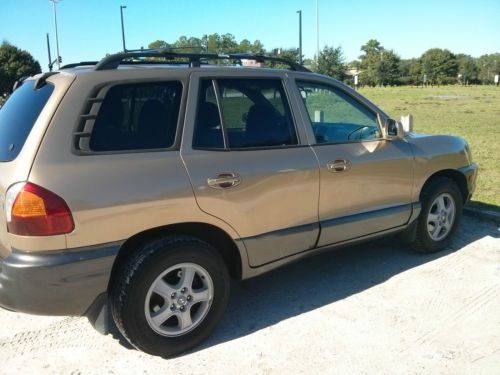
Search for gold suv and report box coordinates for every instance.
[0,51,477,357]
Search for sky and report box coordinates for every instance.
[1,0,499,71]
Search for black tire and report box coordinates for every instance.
[110,235,230,358]
[411,177,463,253]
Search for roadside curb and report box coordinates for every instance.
[464,206,500,223]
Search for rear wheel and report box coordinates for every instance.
[110,236,230,357]
[411,177,463,253]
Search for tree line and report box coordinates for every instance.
[148,34,499,87]
[1,34,499,99]
[351,39,499,87]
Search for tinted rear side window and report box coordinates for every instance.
[193,78,297,149]
[0,81,54,161]
[89,82,182,151]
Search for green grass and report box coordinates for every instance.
[359,85,500,207]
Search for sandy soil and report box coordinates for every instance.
[0,216,499,374]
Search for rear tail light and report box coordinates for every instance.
[5,182,74,236]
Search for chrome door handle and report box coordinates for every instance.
[326,159,351,173]
[207,173,242,189]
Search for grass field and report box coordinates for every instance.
[359,85,500,207]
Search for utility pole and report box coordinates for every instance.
[297,10,302,65]
[316,0,320,61]
[49,0,61,69]
[46,33,53,72]
[120,5,127,52]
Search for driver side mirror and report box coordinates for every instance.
[382,118,404,140]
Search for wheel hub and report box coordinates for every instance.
[427,193,456,241]
[145,262,214,337]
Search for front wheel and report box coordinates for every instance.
[110,236,230,357]
[411,177,463,253]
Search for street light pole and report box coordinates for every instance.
[46,33,53,72]
[316,0,320,61]
[49,0,61,69]
[120,5,127,52]
[297,10,302,65]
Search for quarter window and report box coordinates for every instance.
[193,79,297,149]
[297,81,380,144]
[90,81,182,151]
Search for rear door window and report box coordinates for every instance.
[0,80,54,161]
[193,78,297,149]
[89,81,182,151]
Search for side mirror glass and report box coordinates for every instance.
[383,118,404,139]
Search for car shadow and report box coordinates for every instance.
[195,216,498,353]
[107,216,498,355]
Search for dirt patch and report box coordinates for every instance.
[427,95,468,100]
[0,216,498,374]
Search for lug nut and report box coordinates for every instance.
[187,295,192,301]
[180,306,185,311]
[170,304,175,311]
[181,287,187,294]
[171,292,176,298]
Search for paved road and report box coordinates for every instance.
[1,216,499,374]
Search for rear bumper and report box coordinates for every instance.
[0,242,121,316]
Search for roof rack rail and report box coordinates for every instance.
[93,49,311,72]
[60,61,99,69]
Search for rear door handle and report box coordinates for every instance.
[207,173,242,189]
[326,159,351,173]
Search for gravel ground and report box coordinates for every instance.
[0,216,499,374]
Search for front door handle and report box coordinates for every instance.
[326,159,351,173]
[207,173,242,189]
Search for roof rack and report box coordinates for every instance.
[93,49,311,72]
[61,61,99,69]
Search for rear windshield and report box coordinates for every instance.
[0,80,54,161]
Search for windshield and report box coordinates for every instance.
[0,80,54,161]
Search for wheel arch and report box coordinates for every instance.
[108,222,243,292]
[419,169,468,203]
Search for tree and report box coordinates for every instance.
[313,45,346,80]
[349,60,361,70]
[148,40,169,49]
[0,41,41,94]
[359,39,384,86]
[219,33,238,53]
[377,50,400,86]
[250,40,265,54]
[238,39,253,53]
[169,36,204,52]
[409,59,422,84]
[476,53,500,84]
[358,39,400,86]
[398,59,412,77]
[456,54,479,84]
[399,58,422,85]
[149,34,264,55]
[420,48,458,85]
[236,39,265,54]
